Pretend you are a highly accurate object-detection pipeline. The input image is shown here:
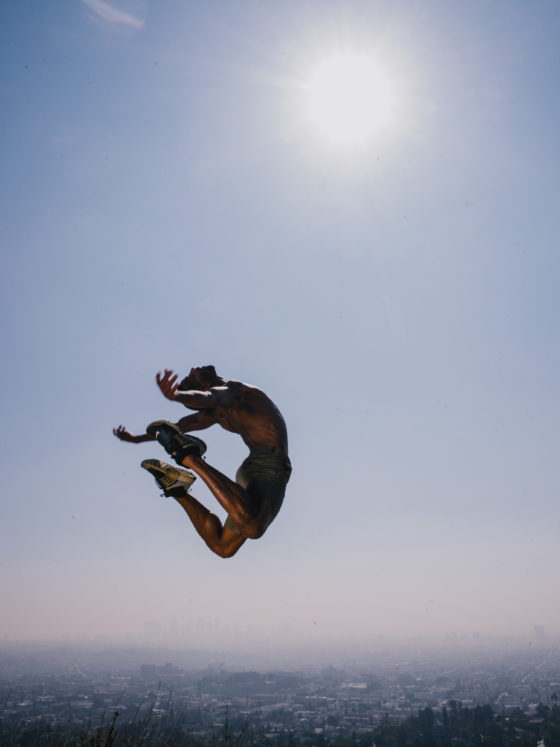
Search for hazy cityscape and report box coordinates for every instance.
[1,630,559,744]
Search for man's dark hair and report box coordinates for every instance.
[179,365,216,390]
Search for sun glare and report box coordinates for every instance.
[306,52,395,146]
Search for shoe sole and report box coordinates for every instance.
[141,459,196,492]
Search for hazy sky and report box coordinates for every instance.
[1,0,559,645]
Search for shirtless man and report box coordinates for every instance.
[113,366,291,558]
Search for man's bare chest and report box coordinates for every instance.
[213,407,243,434]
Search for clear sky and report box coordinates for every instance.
[1,0,559,646]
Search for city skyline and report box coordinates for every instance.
[2,639,559,743]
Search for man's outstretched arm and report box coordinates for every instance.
[113,426,155,443]
[113,410,217,444]
[176,409,217,432]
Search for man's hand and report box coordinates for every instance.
[113,426,154,444]
[113,425,138,442]
[156,369,179,401]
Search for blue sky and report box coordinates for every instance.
[1,0,559,645]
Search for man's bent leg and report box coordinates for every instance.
[147,422,277,539]
[181,456,274,539]
[173,493,246,558]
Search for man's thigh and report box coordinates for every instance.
[225,479,286,534]
[247,479,286,526]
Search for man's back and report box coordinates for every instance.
[209,380,289,453]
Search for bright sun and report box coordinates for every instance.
[306,52,395,146]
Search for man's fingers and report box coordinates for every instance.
[157,369,176,385]
[156,369,178,399]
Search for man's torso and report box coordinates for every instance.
[207,381,289,453]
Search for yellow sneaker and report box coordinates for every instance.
[141,459,196,497]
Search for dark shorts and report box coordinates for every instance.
[224,446,292,534]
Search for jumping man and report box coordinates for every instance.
[113,366,291,558]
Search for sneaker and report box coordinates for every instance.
[146,420,207,464]
[141,459,196,497]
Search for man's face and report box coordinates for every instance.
[179,365,216,390]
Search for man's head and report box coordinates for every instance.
[178,365,218,391]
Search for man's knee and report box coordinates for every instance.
[242,518,268,540]
[223,507,264,540]
[207,531,246,558]
[211,543,241,559]
[211,516,265,543]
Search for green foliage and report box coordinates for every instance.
[2,701,560,745]
[367,702,560,747]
